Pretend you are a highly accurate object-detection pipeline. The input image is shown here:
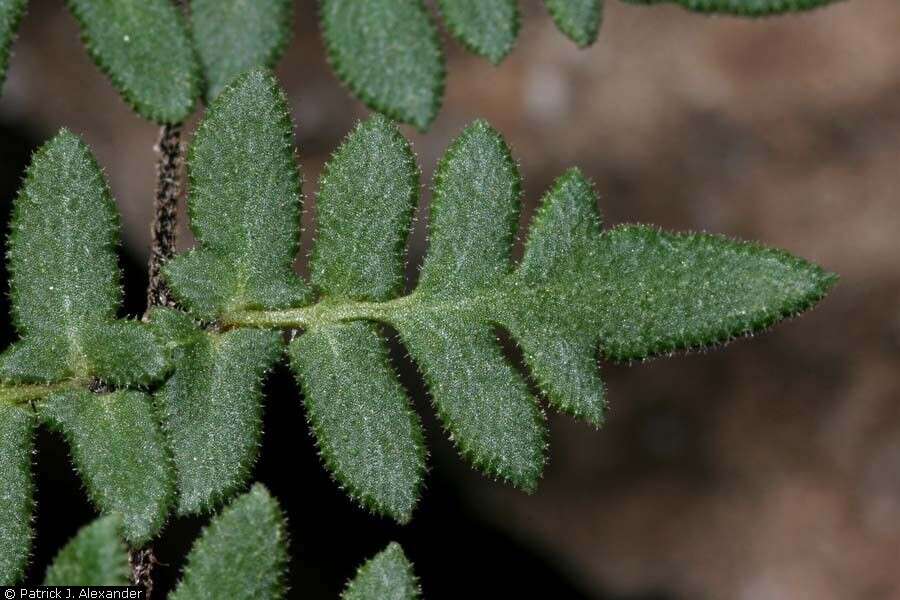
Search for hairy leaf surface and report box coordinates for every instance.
[289,322,425,523]
[175,84,834,516]
[43,516,129,586]
[151,308,282,515]
[299,115,424,522]
[343,543,419,600]
[417,120,521,296]
[312,0,838,127]
[0,0,26,90]
[543,0,602,48]
[438,0,519,64]
[401,120,545,490]
[506,170,606,424]
[393,311,546,490]
[43,390,173,545]
[504,168,836,362]
[190,0,293,101]
[390,160,833,486]
[619,0,840,15]
[311,115,418,302]
[165,70,309,319]
[0,130,165,386]
[170,485,287,600]
[66,0,199,123]
[0,405,32,585]
[320,0,445,130]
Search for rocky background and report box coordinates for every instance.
[1,0,898,598]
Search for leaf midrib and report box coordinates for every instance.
[220,273,528,331]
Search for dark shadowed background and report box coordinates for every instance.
[1,0,898,598]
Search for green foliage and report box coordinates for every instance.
[0,130,166,387]
[43,516,130,586]
[0,0,847,588]
[311,0,839,127]
[0,0,26,89]
[66,0,199,123]
[508,170,607,423]
[401,121,544,488]
[438,0,519,65]
[164,70,309,320]
[0,404,33,585]
[394,144,831,487]
[0,0,846,127]
[151,308,283,515]
[0,129,172,578]
[42,389,173,545]
[310,115,419,302]
[297,115,424,521]
[170,484,288,600]
[619,0,841,15]
[396,311,547,489]
[343,543,419,600]
[543,0,602,48]
[314,0,600,126]
[190,0,293,101]
[417,120,521,296]
[543,223,832,361]
[0,70,833,587]
[38,483,422,598]
[288,322,425,523]
[320,0,445,131]
[164,74,832,518]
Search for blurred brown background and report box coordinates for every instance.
[2,0,899,598]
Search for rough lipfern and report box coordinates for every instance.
[0,0,848,594]
[42,515,131,587]
[342,543,420,600]
[0,0,844,128]
[189,0,293,102]
[318,0,842,128]
[0,130,172,583]
[0,0,202,122]
[168,485,289,600]
[66,0,200,123]
[39,484,419,600]
[0,68,835,585]
[155,69,834,525]
[0,404,32,584]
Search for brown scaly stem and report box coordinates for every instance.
[135,1,187,594]
[144,123,182,315]
[130,548,158,597]
[135,123,183,595]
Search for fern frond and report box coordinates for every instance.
[162,71,835,522]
